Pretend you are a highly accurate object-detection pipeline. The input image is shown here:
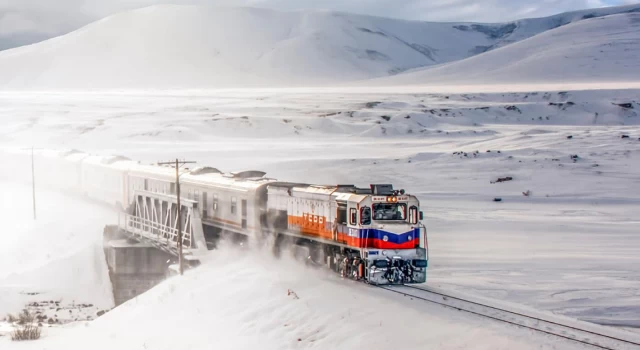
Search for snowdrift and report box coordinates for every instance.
[377,13,640,86]
[10,247,588,350]
[0,4,638,89]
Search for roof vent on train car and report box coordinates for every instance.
[101,155,131,165]
[61,149,83,157]
[190,167,222,175]
[354,187,373,194]
[232,170,267,179]
[370,184,394,195]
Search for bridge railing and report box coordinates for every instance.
[121,214,192,250]
[117,190,207,257]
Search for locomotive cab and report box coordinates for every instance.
[346,184,428,284]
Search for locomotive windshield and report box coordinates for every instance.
[372,203,407,221]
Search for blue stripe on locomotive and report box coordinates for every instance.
[355,228,420,244]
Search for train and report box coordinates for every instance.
[7,148,429,285]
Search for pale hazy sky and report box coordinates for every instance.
[0,0,637,46]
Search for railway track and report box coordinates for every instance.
[376,284,640,350]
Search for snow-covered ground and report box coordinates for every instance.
[0,181,114,336]
[2,245,600,350]
[0,2,639,347]
[0,87,639,347]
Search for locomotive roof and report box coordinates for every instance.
[293,185,337,195]
[269,183,412,203]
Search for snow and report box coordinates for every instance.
[2,246,592,350]
[0,182,114,334]
[374,12,640,86]
[1,86,640,346]
[485,4,640,49]
[0,4,638,89]
[0,2,639,348]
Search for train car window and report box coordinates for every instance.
[213,194,218,211]
[409,206,418,224]
[372,203,407,221]
[231,196,237,215]
[360,207,371,225]
[195,190,200,202]
[170,183,176,195]
[144,179,148,191]
[349,208,357,225]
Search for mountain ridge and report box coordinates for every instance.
[372,12,640,86]
[0,3,637,89]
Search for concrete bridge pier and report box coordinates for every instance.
[104,226,175,305]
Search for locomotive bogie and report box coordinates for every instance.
[364,248,427,285]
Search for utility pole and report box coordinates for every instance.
[158,158,196,275]
[31,147,36,220]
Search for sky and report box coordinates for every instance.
[0,0,637,49]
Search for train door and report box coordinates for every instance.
[329,200,337,241]
[241,199,248,229]
[336,200,347,243]
[346,200,359,247]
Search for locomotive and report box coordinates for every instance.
[15,149,429,284]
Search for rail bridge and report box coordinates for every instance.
[106,190,208,305]
[117,190,208,258]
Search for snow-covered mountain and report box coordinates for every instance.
[0,4,638,89]
[0,33,52,51]
[375,12,640,86]
[461,4,640,52]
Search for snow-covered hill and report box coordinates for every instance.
[466,4,640,52]
[377,12,640,86]
[0,4,638,89]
